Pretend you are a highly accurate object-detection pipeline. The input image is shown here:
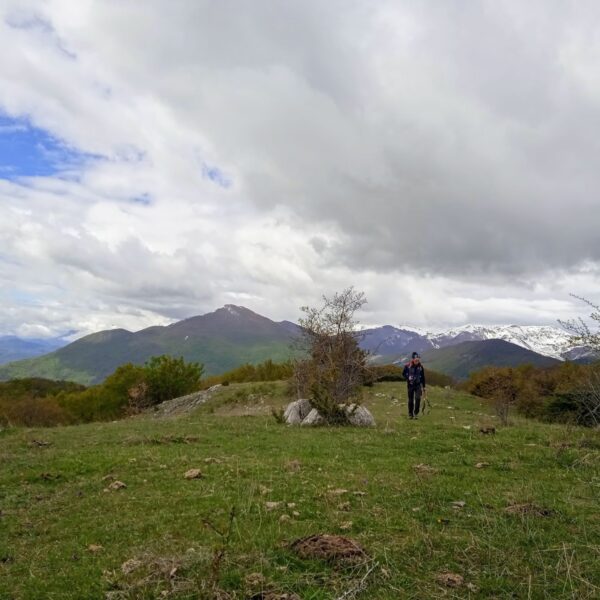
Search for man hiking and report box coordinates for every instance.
[403,352,426,419]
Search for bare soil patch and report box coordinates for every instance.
[290,534,367,563]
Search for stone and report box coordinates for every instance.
[344,404,376,427]
[283,399,312,424]
[300,408,326,426]
[183,469,203,480]
[108,480,127,490]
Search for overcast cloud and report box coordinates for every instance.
[0,0,599,337]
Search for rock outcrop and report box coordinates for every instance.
[344,404,376,427]
[150,385,222,417]
[283,398,312,424]
[282,399,376,427]
[300,408,326,426]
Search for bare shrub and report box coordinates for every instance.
[293,288,369,424]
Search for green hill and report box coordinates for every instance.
[422,339,560,380]
[1,382,598,598]
[0,306,297,385]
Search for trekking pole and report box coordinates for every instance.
[422,387,430,415]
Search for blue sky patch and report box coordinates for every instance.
[202,163,232,188]
[131,193,152,206]
[0,114,93,179]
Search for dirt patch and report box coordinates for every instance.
[248,593,301,600]
[505,503,553,517]
[105,552,217,599]
[122,434,202,446]
[39,472,62,481]
[285,460,302,473]
[28,439,52,448]
[413,463,438,475]
[436,572,464,588]
[290,534,367,563]
[479,426,496,435]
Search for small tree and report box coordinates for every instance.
[464,366,519,425]
[560,295,600,352]
[143,355,204,406]
[559,295,600,426]
[295,287,369,424]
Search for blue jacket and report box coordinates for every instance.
[403,361,426,388]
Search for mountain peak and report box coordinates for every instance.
[218,304,260,318]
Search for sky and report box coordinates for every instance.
[0,0,599,339]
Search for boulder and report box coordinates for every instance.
[300,408,325,426]
[283,398,312,425]
[344,404,376,427]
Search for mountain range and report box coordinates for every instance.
[360,323,592,363]
[0,335,68,365]
[0,305,591,384]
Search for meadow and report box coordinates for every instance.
[1,382,599,599]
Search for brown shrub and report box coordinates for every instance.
[0,396,70,427]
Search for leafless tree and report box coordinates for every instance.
[559,295,600,426]
[559,295,600,353]
[574,366,600,427]
[294,287,369,424]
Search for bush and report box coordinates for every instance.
[201,360,294,388]
[56,363,147,422]
[143,355,203,406]
[0,356,205,427]
[0,396,70,428]
[0,378,84,427]
[463,362,599,426]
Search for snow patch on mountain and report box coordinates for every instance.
[224,304,241,317]
[400,324,575,360]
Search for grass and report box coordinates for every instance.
[1,382,599,599]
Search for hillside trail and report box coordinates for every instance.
[147,385,222,418]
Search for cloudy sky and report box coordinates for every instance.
[1,0,599,338]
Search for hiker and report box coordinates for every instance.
[403,352,426,419]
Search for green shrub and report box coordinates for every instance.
[143,355,203,406]
[201,359,294,388]
[0,378,84,427]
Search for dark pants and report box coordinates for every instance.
[408,385,422,417]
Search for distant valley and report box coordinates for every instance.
[0,335,68,365]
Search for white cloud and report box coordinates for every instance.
[0,0,598,338]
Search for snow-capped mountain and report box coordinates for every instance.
[425,325,574,360]
[363,323,591,361]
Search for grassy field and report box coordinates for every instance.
[1,382,599,599]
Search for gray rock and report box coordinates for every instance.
[344,404,376,427]
[283,398,312,425]
[151,387,217,417]
[300,408,326,426]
